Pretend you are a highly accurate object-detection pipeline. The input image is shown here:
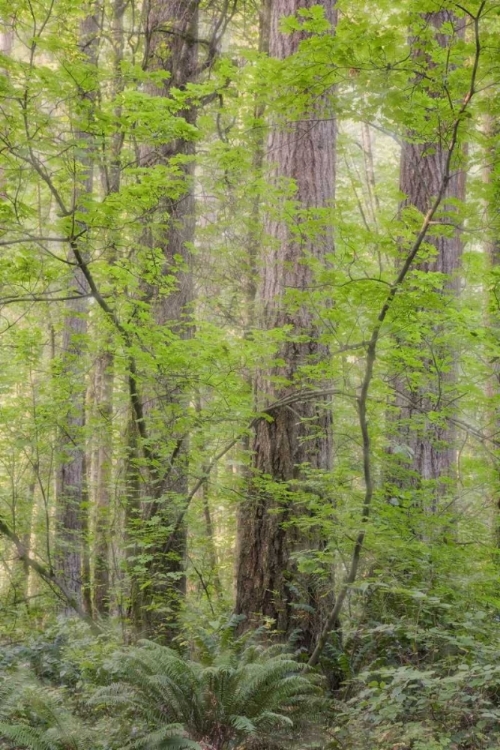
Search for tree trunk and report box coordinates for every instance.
[89,0,126,617]
[201,464,222,598]
[128,0,199,640]
[484,115,500,547]
[235,0,336,652]
[55,277,90,608]
[244,0,271,331]
[55,6,99,610]
[388,10,466,516]
[89,351,114,615]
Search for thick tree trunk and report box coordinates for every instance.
[388,10,465,513]
[235,0,336,652]
[128,0,198,640]
[90,0,126,617]
[55,7,99,610]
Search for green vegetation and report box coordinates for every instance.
[0,0,500,747]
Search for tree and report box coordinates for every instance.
[88,0,127,618]
[122,0,199,639]
[386,7,466,519]
[235,0,337,651]
[0,7,498,733]
[55,3,100,612]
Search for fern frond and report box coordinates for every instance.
[0,670,95,750]
[128,723,200,750]
[94,640,322,750]
[0,722,55,750]
[229,715,256,733]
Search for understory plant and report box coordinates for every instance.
[91,639,323,750]
[331,600,500,750]
[0,670,95,750]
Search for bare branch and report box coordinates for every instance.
[0,516,101,633]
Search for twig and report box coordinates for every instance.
[308,2,486,668]
[0,516,101,633]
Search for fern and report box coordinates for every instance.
[92,640,322,750]
[0,671,95,750]
[128,725,199,750]
[0,723,55,750]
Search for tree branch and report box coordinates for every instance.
[69,239,154,466]
[160,388,347,556]
[0,516,101,634]
[308,2,486,668]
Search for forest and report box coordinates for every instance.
[0,0,499,747]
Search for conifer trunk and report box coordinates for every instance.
[90,0,126,617]
[129,0,199,640]
[55,6,99,610]
[389,10,465,512]
[483,115,500,546]
[235,0,336,651]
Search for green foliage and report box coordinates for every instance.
[334,606,500,750]
[0,1,499,748]
[0,670,95,750]
[91,640,322,750]
[0,623,324,750]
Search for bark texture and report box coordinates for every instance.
[484,115,500,546]
[235,0,336,651]
[55,7,99,608]
[54,279,89,607]
[90,0,126,617]
[389,10,465,511]
[90,351,114,615]
[128,0,198,640]
[244,0,271,326]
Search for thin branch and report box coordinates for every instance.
[69,239,154,465]
[308,2,486,668]
[161,389,349,556]
[0,293,97,306]
[0,516,101,633]
[0,236,76,246]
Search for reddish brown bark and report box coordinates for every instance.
[55,7,99,609]
[235,0,336,650]
[127,0,199,640]
[389,11,466,511]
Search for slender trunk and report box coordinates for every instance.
[8,472,36,609]
[361,122,380,225]
[90,0,126,617]
[0,19,12,56]
[55,278,89,608]
[244,0,271,329]
[234,0,270,617]
[89,351,114,615]
[201,466,222,597]
[124,415,144,634]
[0,19,20,602]
[484,115,500,547]
[235,0,336,652]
